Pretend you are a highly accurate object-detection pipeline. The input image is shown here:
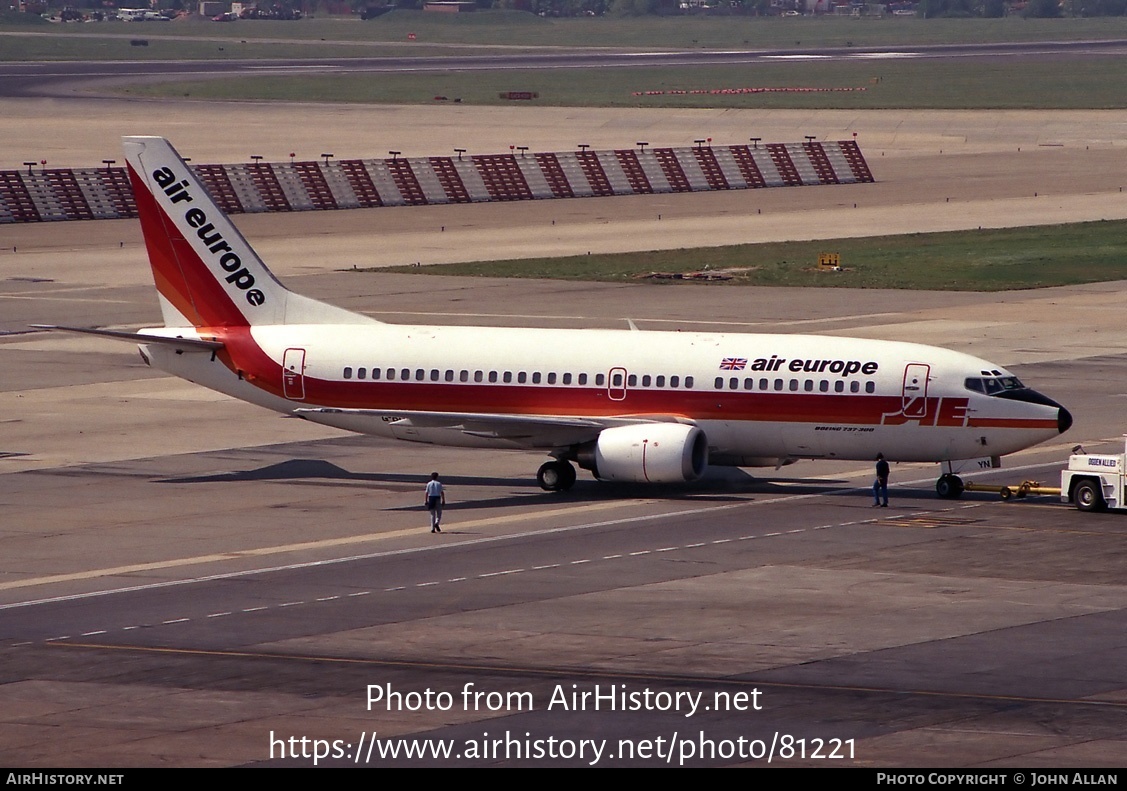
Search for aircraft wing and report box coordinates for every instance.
[294,407,682,449]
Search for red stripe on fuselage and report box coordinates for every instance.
[225,362,1058,430]
[206,332,1058,432]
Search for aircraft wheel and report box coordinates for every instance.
[1074,479,1105,512]
[537,460,576,492]
[936,474,964,499]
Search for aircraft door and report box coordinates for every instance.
[901,363,930,418]
[283,347,306,400]
[607,367,627,401]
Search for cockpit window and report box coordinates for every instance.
[965,376,1024,395]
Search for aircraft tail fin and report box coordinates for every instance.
[123,136,376,329]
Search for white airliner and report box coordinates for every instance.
[40,136,1072,497]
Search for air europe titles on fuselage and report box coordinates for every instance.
[745,356,878,377]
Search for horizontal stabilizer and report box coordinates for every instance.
[31,324,224,352]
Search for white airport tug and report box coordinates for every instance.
[962,436,1127,512]
[1060,436,1127,512]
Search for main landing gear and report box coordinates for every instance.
[936,473,965,499]
[537,459,577,492]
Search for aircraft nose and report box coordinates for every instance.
[1058,405,1073,434]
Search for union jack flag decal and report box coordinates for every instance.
[719,357,747,370]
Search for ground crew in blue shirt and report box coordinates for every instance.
[425,472,445,532]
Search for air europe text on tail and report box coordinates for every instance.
[122,136,376,329]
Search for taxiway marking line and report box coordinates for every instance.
[0,498,753,611]
[0,499,649,593]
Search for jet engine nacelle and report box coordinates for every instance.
[587,423,708,483]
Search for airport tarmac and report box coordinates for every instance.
[1,100,1127,766]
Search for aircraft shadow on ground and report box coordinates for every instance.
[149,457,978,512]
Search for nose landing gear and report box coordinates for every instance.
[936,473,965,499]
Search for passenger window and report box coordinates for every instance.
[489,371,498,383]
[819,380,828,392]
[372,368,381,380]
[563,373,572,385]
[387,369,396,381]
[850,381,860,393]
[759,378,768,390]
[343,367,353,379]
[474,370,483,383]
[518,372,527,384]
[596,373,605,386]
[774,379,784,391]
[641,375,651,387]
[581,373,589,386]
[548,372,557,385]
[715,377,724,390]
[729,378,738,390]
[744,378,753,390]
[670,376,679,388]
[804,380,813,392]
[789,379,799,391]
[612,373,623,387]
[460,370,468,383]
[835,380,844,393]
[445,370,454,382]
[503,371,513,383]
[656,375,665,387]
[358,368,367,380]
[627,374,637,387]
[685,376,694,388]
[401,368,410,380]
[865,381,875,393]
[430,369,439,381]
[532,372,541,384]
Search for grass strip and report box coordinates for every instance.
[121,56,1127,110]
[372,219,1127,291]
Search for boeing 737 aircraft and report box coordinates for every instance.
[40,137,1072,497]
